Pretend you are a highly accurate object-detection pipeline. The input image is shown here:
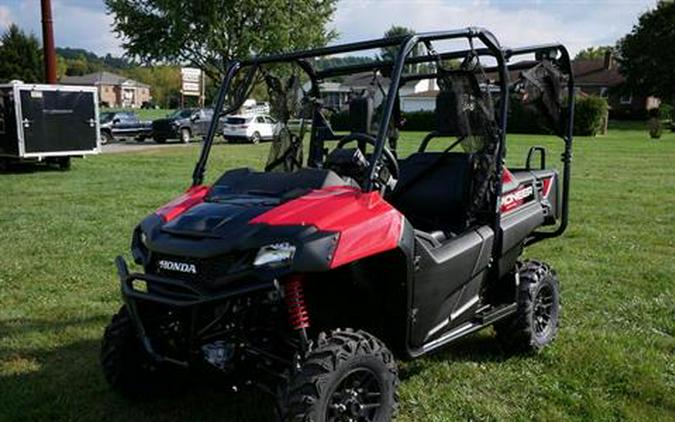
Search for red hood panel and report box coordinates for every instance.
[251,186,404,268]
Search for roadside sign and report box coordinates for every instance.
[181,67,202,97]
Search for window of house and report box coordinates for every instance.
[620,94,633,105]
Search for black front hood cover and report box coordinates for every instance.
[140,194,337,270]
[162,196,277,238]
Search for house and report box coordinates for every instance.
[573,52,659,119]
[306,72,439,112]
[400,89,438,112]
[60,71,151,108]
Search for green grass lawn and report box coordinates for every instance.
[1,124,673,421]
[101,108,175,121]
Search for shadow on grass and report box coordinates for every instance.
[0,161,69,174]
[0,316,275,421]
[399,331,510,381]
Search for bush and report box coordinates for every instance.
[331,95,609,137]
[572,95,609,136]
[658,103,673,121]
[330,109,437,132]
[329,110,351,131]
[401,111,436,131]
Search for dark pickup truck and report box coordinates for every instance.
[99,111,152,144]
[151,108,220,143]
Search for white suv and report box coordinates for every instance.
[222,114,280,144]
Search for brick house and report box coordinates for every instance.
[573,52,660,119]
[60,71,151,108]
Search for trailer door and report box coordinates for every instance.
[20,88,98,154]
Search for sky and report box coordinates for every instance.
[0,0,658,58]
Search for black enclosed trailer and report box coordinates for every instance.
[0,82,100,170]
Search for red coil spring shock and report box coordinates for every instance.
[283,275,310,331]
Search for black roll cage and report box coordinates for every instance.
[191,28,574,248]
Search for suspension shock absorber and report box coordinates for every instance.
[283,275,310,349]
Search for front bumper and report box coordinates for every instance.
[115,255,278,366]
[152,128,179,139]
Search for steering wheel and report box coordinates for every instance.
[335,133,400,180]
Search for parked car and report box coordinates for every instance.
[99,111,152,144]
[222,114,280,143]
[152,108,219,144]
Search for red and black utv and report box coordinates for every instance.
[101,28,574,421]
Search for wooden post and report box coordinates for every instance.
[40,0,57,83]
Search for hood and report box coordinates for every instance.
[140,192,332,267]
[162,196,277,238]
[138,182,402,271]
[153,117,188,126]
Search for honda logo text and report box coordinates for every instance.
[158,260,197,274]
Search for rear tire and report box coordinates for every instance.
[495,260,560,353]
[180,128,191,144]
[100,306,183,399]
[278,329,399,422]
[56,157,71,171]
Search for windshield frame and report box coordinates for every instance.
[100,112,116,123]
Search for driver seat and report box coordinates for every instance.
[390,152,474,235]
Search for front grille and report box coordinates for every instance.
[150,252,253,290]
[152,120,175,135]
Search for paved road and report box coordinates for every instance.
[101,140,195,154]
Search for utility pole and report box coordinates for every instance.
[40,0,57,84]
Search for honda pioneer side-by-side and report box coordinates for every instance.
[101,28,574,421]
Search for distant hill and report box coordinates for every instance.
[56,47,134,73]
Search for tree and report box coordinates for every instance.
[380,25,419,61]
[616,1,675,102]
[105,0,339,81]
[575,46,613,60]
[122,66,181,108]
[0,24,42,83]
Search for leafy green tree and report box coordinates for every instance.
[105,0,338,80]
[123,66,181,108]
[0,24,42,83]
[381,25,419,62]
[617,0,675,102]
[575,46,614,60]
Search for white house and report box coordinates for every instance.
[400,90,438,112]
[303,72,439,111]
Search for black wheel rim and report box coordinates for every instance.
[327,367,383,422]
[533,284,554,338]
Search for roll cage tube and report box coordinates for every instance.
[503,44,575,243]
[365,28,509,191]
[192,28,510,191]
[192,60,244,186]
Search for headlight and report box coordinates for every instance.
[253,243,296,268]
[140,231,148,247]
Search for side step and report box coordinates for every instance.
[420,302,517,354]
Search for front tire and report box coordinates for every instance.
[101,131,114,145]
[495,260,560,353]
[180,128,191,144]
[279,329,399,422]
[250,131,261,144]
[100,306,183,399]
